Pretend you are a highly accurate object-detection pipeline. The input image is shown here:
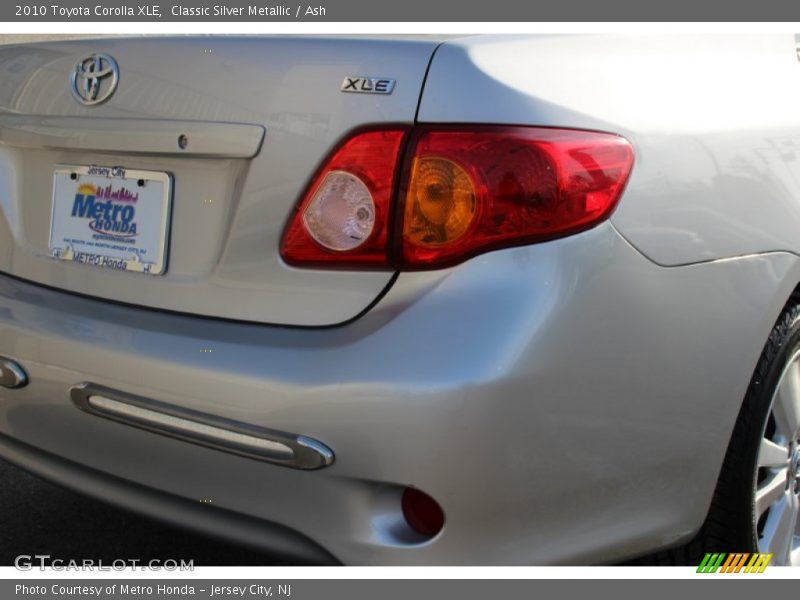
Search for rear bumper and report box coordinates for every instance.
[0,432,337,564]
[0,223,796,564]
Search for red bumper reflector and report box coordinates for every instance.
[401,486,445,537]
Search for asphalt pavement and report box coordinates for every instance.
[0,458,288,566]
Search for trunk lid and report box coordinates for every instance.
[0,36,439,325]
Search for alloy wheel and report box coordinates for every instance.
[755,350,800,564]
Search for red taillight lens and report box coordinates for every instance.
[280,128,408,268]
[397,127,634,269]
[280,126,633,270]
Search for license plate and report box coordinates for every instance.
[49,165,172,275]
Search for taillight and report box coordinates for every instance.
[281,126,633,270]
[280,128,407,268]
[397,127,634,269]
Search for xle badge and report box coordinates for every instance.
[341,76,396,95]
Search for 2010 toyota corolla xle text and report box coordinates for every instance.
[0,34,798,566]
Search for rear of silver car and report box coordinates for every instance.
[0,35,798,564]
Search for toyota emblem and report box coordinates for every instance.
[70,53,119,106]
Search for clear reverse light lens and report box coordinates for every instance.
[302,170,376,252]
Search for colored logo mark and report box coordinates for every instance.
[697,553,773,573]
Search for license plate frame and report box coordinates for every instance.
[48,165,173,275]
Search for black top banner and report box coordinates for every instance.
[3,0,800,21]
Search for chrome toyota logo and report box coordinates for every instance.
[70,53,119,106]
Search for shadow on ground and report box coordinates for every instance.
[0,459,292,566]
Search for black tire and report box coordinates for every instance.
[636,295,800,566]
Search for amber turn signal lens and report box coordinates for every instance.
[404,157,477,248]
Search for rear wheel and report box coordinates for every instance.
[644,297,800,565]
[754,347,800,563]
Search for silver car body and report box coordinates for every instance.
[0,34,799,564]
